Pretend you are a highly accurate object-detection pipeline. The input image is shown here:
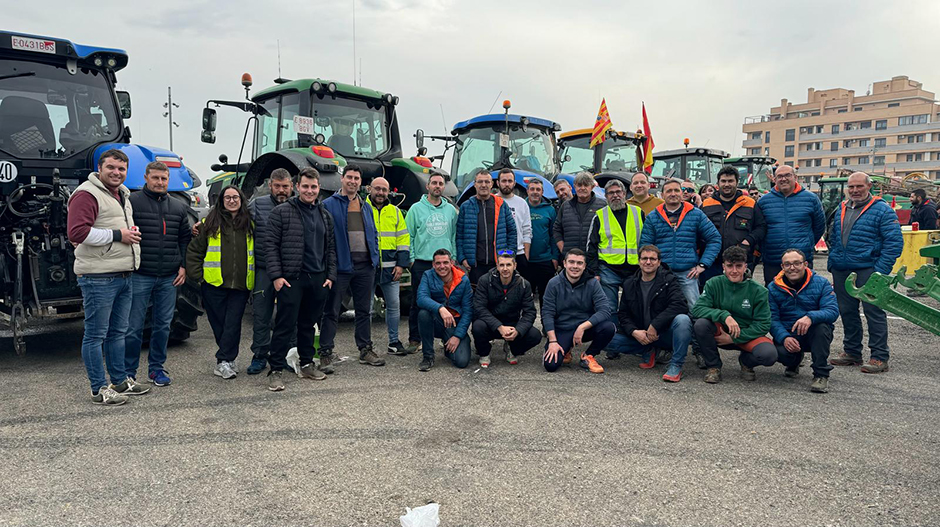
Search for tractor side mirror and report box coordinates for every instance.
[201,108,217,144]
[520,116,529,133]
[415,129,425,150]
[116,91,132,119]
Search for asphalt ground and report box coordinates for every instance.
[1,257,939,526]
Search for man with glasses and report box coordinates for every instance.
[768,249,839,393]
[471,251,540,368]
[456,168,517,285]
[755,165,825,286]
[682,180,702,208]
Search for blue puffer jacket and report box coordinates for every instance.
[455,195,517,267]
[639,203,721,272]
[755,184,826,266]
[322,193,380,273]
[827,197,903,275]
[768,269,840,344]
[416,265,474,339]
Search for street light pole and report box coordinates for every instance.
[162,87,180,151]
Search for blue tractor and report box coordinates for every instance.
[0,31,202,354]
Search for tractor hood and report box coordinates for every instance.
[93,143,195,192]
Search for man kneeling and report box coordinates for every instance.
[471,251,541,368]
[768,249,839,393]
[541,249,615,373]
[605,245,692,382]
[416,249,473,371]
[692,246,775,383]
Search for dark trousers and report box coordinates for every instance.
[201,283,250,363]
[268,271,328,372]
[522,260,556,310]
[543,321,616,372]
[470,319,542,357]
[417,309,471,368]
[408,259,433,343]
[469,262,496,285]
[250,267,295,359]
[774,323,834,378]
[832,268,889,361]
[693,318,777,369]
[320,262,375,354]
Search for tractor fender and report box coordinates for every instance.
[240,151,342,199]
[92,143,194,192]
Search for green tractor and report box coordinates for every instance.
[200,75,456,206]
[649,144,729,188]
[723,155,776,192]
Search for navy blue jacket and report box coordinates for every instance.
[768,269,840,344]
[416,265,474,339]
[455,195,517,267]
[322,193,380,273]
[541,272,610,332]
[247,194,281,270]
[755,184,826,266]
[639,202,721,272]
[828,197,903,275]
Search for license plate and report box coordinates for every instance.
[11,35,56,54]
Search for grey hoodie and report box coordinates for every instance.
[541,272,610,332]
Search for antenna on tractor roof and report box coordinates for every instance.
[487,91,502,114]
[352,0,357,86]
[440,104,448,134]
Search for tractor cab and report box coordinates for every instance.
[558,128,644,189]
[650,146,729,189]
[723,156,776,192]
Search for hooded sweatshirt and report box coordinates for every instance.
[405,195,458,263]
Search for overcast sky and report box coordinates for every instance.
[6,0,939,191]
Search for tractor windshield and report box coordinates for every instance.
[601,139,640,173]
[452,124,556,189]
[311,96,389,159]
[559,135,593,174]
[0,58,120,160]
[651,154,721,188]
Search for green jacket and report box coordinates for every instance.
[405,195,457,263]
[186,213,251,291]
[692,275,771,344]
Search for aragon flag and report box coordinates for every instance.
[590,98,613,148]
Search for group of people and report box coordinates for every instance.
[67,150,905,406]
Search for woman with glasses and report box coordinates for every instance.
[187,185,255,380]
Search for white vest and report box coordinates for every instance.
[70,173,140,275]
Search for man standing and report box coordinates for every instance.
[553,179,573,206]
[756,165,826,285]
[405,172,457,351]
[246,168,293,374]
[265,168,337,391]
[554,172,606,255]
[768,249,839,393]
[700,166,766,283]
[125,161,191,387]
[681,180,702,208]
[604,245,693,382]
[586,179,644,319]
[909,189,937,230]
[626,172,663,215]
[828,172,903,373]
[692,246,776,384]
[541,249,615,374]
[471,252,540,367]
[456,168,517,284]
[368,177,411,355]
[524,178,559,307]
[67,149,148,405]
[320,164,384,370]
[496,168,532,271]
[415,249,474,371]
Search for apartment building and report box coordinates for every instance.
[742,76,940,188]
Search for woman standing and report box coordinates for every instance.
[187,185,254,380]
[699,184,716,202]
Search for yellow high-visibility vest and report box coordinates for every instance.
[596,204,643,265]
[203,224,255,289]
[369,198,410,269]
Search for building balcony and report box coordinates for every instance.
[742,138,763,148]
[886,160,940,171]
[800,120,940,141]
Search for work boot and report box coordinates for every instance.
[267,370,285,392]
[299,363,327,381]
[784,365,800,378]
[318,353,335,374]
[693,351,707,370]
[704,368,722,384]
[810,377,829,393]
[741,365,756,382]
[359,346,386,366]
[861,359,889,374]
[830,353,863,366]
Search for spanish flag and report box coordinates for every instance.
[590,98,613,148]
[642,102,655,174]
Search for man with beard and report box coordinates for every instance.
[553,179,573,208]
[626,172,663,215]
[587,179,644,322]
[700,166,766,285]
[496,168,532,272]
[368,177,411,356]
[909,188,937,230]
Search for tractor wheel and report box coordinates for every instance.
[168,193,205,344]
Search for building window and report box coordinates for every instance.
[859,121,872,129]
[875,120,887,130]
[854,106,863,111]
[838,109,847,114]
[858,156,869,165]
[888,103,900,108]
[830,142,838,151]
[859,139,870,147]
[811,112,820,117]
[831,124,839,134]
[830,159,838,168]
[843,157,851,165]
[874,138,886,147]
[765,131,770,143]
[786,129,795,141]
[785,161,794,167]
[764,147,769,156]
[750,131,761,140]
[874,156,885,166]
[899,114,929,126]
[785,145,794,157]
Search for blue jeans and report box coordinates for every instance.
[377,279,401,344]
[125,274,177,377]
[78,274,132,392]
[674,272,700,309]
[598,266,625,322]
[605,314,692,368]
[417,309,471,368]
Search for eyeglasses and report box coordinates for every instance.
[781,261,805,268]
[497,250,515,256]
[223,196,241,202]
[639,257,659,262]
[681,187,695,192]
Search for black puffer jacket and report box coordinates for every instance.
[248,194,282,270]
[553,193,606,254]
[266,197,337,282]
[617,265,688,336]
[473,268,537,336]
[129,188,192,277]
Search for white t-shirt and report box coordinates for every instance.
[501,193,532,252]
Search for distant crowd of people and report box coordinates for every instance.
[68,150,905,405]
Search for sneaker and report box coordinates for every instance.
[811,377,829,393]
[149,370,172,387]
[662,364,683,383]
[562,350,573,365]
[387,342,409,356]
[580,355,604,374]
[741,365,756,382]
[319,353,335,374]
[247,356,267,375]
[405,341,421,354]
[267,370,285,391]
[418,357,434,372]
[604,351,621,360]
[639,350,656,369]
[479,355,491,368]
[359,346,386,366]
[299,363,327,381]
[704,368,722,384]
[694,352,708,370]
[214,361,237,380]
[861,359,889,374]
[784,365,800,378]
[830,353,863,366]
[91,386,128,406]
[506,352,519,365]
[112,377,151,396]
